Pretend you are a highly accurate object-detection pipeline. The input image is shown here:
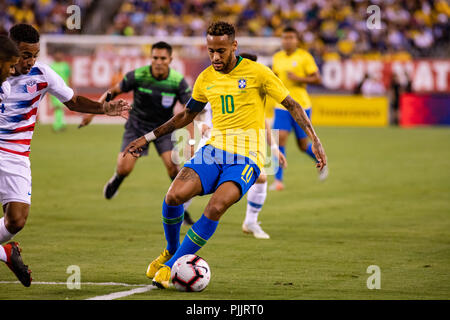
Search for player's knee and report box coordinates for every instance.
[5,204,29,234]
[167,165,179,180]
[256,173,267,184]
[204,202,227,221]
[165,190,185,206]
[116,153,136,176]
[297,140,308,152]
[116,162,133,177]
[116,168,131,177]
[5,215,27,234]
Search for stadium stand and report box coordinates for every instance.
[0,0,93,34]
[1,0,448,60]
[109,0,449,59]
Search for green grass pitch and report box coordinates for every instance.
[0,124,449,300]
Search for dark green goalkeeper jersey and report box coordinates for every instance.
[120,65,192,125]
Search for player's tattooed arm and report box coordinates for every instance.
[123,107,199,158]
[281,95,327,169]
[154,108,199,137]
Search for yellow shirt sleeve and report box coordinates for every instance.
[271,54,279,77]
[260,64,290,104]
[191,71,208,103]
[303,51,319,75]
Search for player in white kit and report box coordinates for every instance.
[0,24,131,287]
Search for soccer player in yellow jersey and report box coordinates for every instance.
[270,27,328,191]
[123,21,327,289]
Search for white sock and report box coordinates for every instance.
[0,217,15,262]
[245,181,267,225]
[0,217,14,243]
[0,246,6,262]
[183,199,193,211]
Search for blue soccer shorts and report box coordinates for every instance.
[184,144,260,200]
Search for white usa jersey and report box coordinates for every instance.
[0,81,11,102]
[0,62,74,157]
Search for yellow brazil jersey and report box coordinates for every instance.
[192,56,289,170]
[272,48,318,110]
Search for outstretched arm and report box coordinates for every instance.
[123,107,200,158]
[64,93,130,116]
[78,83,124,128]
[281,95,327,170]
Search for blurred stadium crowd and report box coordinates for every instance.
[0,0,449,60]
[111,0,449,59]
[0,0,93,34]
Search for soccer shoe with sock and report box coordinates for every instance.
[318,164,329,181]
[269,180,284,191]
[182,210,195,226]
[242,221,270,239]
[3,242,32,287]
[103,173,123,200]
[152,265,171,289]
[146,249,172,279]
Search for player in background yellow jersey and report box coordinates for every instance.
[238,53,286,239]
[270,27,328,191]
[123,21,327,289]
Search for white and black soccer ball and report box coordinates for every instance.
[171,254,211,292]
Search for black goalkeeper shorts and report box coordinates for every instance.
[120,116,173,156]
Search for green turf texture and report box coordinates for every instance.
[0,124,449,300]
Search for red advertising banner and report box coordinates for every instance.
[37,56,450,124]
[400,93,450,127]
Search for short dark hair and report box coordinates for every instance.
[9,24,40,44]
[0,35,20,60]
[151,41,172,55]
[240,53,257,61]
[207,21,236,41]
[282,26,300,39]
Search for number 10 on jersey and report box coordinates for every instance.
[220,95,235,114]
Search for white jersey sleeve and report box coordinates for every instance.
[40,63,74,103]
[203,102,212,128]
[0,81,11,102]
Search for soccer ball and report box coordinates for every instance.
[171,254,211,292]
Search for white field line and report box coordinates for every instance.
[0,281,148,287]
[0,280,158,300]
[85,285,157,300]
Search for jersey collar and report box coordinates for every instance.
[226,56,243,75]
[213,56,243,76]
[284,48,299,57]
[232,55,243,70]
